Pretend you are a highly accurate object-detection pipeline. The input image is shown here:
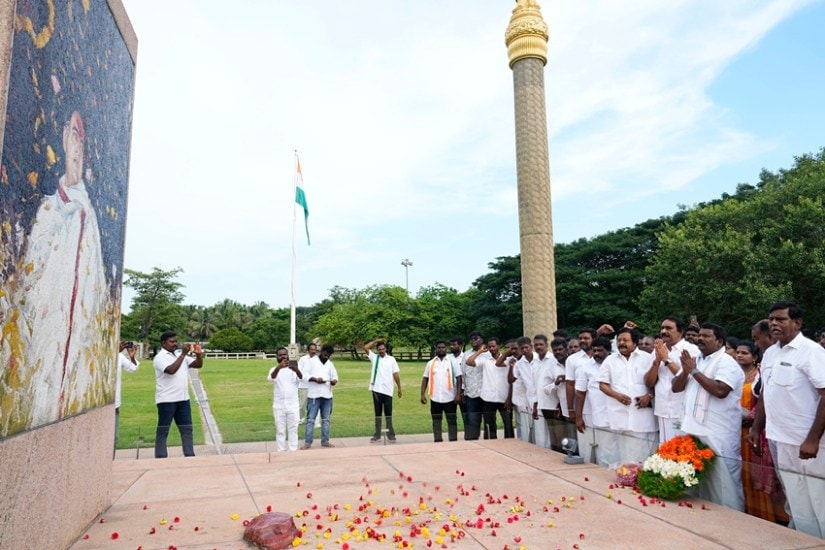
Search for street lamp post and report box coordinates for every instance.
[401,258,413,293]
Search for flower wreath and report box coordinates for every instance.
[637,435,715,500]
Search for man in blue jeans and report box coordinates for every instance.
[301,344,338,449]
[153,331,204,458]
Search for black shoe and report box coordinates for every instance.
[369,436,380,443]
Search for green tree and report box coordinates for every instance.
[121,267,185,345]
[246,309,290,350]
[414,284,473,348]
[467,256,523,339]
[311,285,419,353]
[555,214,685,334]
[184,305,219,341]
[640,149,825,335]
[208,327,254,352]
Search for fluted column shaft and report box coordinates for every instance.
[512,57,557,337]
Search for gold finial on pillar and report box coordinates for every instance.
[505,0,549,68]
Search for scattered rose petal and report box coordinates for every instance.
[110,532,119,540]
[83,534,90,540]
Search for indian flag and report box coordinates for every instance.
[295,155,310,246]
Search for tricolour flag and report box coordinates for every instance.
[295,156,310,245]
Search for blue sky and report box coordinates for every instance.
[119,0,825,311]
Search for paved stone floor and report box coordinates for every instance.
[73,437,824,549]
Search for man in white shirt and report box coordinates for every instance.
[575,337,616,467]
[301,344,338,449]
[598,327,657,467]
[506,338,536,442]
[748,302,825,537]
[673,323,745,511]
[297,343,317,426]
[269,346,303,452]
[363,339,402,443]
[459,331,485,440]
[153,331,204,458]
[644,316,701,442]
[565,329,596,425]
[534,335,565,450]
[114,340,139,457]
[420,340,463,442]
[467,337,513,439]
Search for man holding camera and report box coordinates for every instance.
[153,331,204,458]
[113,340,139,457]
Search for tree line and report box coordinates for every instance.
[120,149,825,352]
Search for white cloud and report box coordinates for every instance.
[119,0,815,308]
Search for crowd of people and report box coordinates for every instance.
[264,300,824,539]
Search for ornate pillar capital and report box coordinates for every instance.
[505,0,549,68]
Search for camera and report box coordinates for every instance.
[125,341,134,349]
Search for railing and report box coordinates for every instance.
[196,351,430,361]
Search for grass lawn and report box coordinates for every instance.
[119,357,438,449]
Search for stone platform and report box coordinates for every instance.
[72,437,823,549]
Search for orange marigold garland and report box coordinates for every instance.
[637,435,715,500]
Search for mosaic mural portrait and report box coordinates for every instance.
[1,0,135,437]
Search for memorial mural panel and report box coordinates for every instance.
[0,0,135,437]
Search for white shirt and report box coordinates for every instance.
[154,349,195,404]
[680,347,744,449]
[479,353,509,403]
[653,339,701,419]
[535,354,563,411]
[115,352,139,408]
[367,350,399,396]
[306,356,338,399]
[268,365,300,407]
[565,349,589,387]
[297,353,316,389]
[511,355,537,411]
[762,333,825,445]
[598,348,657,432]
[461,349,484,398]
[575,357,609,428]
[422,356,462,403]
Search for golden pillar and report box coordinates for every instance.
[505,0,557,337]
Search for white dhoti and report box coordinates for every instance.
[775,441,825,538]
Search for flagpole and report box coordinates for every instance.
[289,150,299,352]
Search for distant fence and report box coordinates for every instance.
[203,350,429,361]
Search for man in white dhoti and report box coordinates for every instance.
[598,327,657,467]
[673,323,745,512]
[20,111,110,426]
[644,316,701,442]
[575,337,617,467]
[748,302,825,538]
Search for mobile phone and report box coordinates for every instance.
[125,342,134,349]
